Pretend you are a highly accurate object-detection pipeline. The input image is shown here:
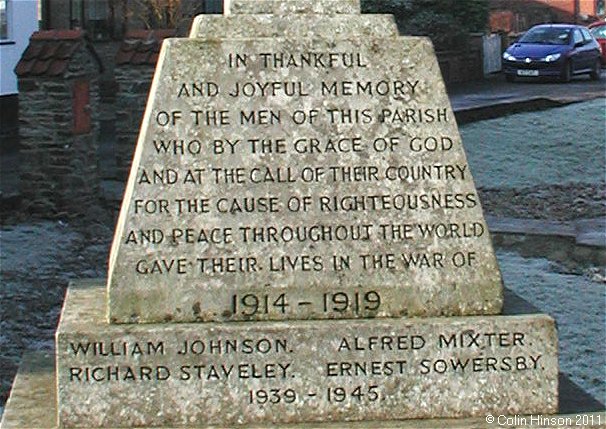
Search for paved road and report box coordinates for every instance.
[448,70,606,123]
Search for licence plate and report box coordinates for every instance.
[517,69,539,76]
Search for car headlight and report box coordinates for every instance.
[503,52,516,61]
[543,53,561,62]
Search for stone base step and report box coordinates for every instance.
[51,281,562,427]
[1,352,604,429]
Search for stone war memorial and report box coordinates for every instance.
[8,0,601,427]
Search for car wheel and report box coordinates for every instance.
[590,59,601,80]
[505,73,515,82]
[560,61,572,83]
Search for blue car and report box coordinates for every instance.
[503,24,602,82]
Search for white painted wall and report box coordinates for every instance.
[0,0,38,96]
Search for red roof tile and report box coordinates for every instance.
[21,44,43,60]
[31,59,52,75]
[31,29,84,41]
[124,30,154,40]
[115,49,135,65]
[115,29,175,66]
[38,43,61,60]
[131,51,152,65]
[15,59,35,76]
[121,39,139,52]
[15,30,101,78]
[55,42,80,59]
[136,40,156,52]
[152,29,177,40]
[47,59,69,76]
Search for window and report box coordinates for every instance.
[581,28,593,42]
[573,29,584,45]
[87,0,108,20]
[86,0,109,40]
[70,0,110,40]
[590,24,606,39]
[70,0,84,28]
[0,0,8,40]
[519,27,571,45]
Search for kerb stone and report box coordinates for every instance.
[58,281,557,427]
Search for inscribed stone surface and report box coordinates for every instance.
[107,35,503,324]
[59,283,556,427]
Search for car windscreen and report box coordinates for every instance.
[519,27,571,45]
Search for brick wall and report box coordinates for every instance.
[488,0,600,34]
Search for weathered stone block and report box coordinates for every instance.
[108,35,503,324]
[190,14,398,39]
[57,281,557,427]
[9,354,605,429]
[226,0,361,15]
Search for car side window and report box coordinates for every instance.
[573,29,584,45]
[581,28,593,41]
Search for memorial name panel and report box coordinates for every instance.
[58,287,557,427]
[108,38,503,323]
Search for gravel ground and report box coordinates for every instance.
[498,250,606,404]
[0,220,112,414]
[1,100,605,416]
[460,99,605,189]
[478,183,605,221]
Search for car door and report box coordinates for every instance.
[581,27,599,67]
[571,28,586,71]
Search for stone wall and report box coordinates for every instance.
[112,30,174,180]
[113,65,155,180]
[18,39,102,219]
[0,95,19,150]
[437,49,483,84]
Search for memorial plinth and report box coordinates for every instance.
[58,282,557,427]
[1,1,569,428]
